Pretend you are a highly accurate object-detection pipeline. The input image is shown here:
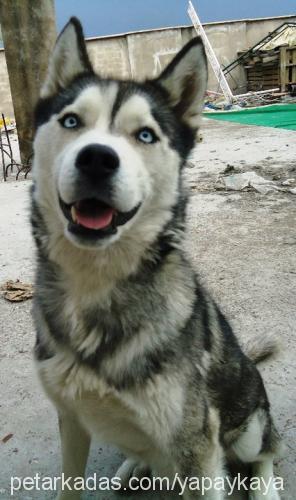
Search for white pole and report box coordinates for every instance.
[187,1,233,103]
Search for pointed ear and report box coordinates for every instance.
[156,38,207,128]
[40,17,94,98]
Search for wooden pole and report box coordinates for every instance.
[0,1,56,164]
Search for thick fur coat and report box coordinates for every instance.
[31,18,281,500]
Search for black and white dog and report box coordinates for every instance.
[31,18,281,499]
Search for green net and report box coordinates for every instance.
[204,104,296,131]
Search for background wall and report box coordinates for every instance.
[1,15,295,117]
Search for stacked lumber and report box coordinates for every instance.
[242,48,280,91]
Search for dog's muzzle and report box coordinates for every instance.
[59,143,141,241]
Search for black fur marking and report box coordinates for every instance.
[201,302,213,352]
[35,73,195,163]
[150,233,176,268]
[30,202,45,252]
[31,221,69,347]
[106,344,177,391]
[77,300,179,390]
[260,416,272,454]
[34,330,53,361]
[34,289,68,346]
[146,81,196,160]
[180,283,213,354]
[110,82,131,125]
[34,74,99,130]
[138,178,188,274]
[110,80,196,161]
[72,244,187,386]
[78,309,128,367]
[260,419,280,455]
[208,305,269,433]
[141,220,183,274]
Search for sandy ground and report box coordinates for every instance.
[0,119,295,499]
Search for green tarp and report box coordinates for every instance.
[204,104,296,131]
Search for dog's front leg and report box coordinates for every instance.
[177,442,225,500]
[57,412,91,500]
[178,449,225,500]
[175,409,225,500]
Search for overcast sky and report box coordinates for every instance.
[55,0,296,37]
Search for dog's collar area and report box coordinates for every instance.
[59,197,141,240]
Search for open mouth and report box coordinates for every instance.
[59,197,140,239]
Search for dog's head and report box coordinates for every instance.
[33,18,207,250]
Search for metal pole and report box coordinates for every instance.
[188,1,233,103]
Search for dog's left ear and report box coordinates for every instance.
[40,17,94,98]
[156,38,207,128]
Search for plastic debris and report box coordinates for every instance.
[220,171,283,194]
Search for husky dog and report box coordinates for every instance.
[31,18,281,500]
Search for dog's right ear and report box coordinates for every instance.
[155,37,207,129]
[40,17,94,98]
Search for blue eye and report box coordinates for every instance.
[137,128,158,144]
[60,114,80,129]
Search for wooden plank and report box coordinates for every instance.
[289,48,296,83]
[293,49,296,83]
[250,71,278,76]
[280,46,287,92]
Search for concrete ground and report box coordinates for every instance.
[0,119,295,499]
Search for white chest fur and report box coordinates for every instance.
[36,349,184,459]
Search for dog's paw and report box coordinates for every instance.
[115,458,151,490]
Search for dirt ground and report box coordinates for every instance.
[0,119,295,499]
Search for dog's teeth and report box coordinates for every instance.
[71,206,77,223]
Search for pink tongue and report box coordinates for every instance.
[76,208,114,230]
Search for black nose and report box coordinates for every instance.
[75,144,119,181]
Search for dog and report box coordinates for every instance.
[31,17,281,500]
